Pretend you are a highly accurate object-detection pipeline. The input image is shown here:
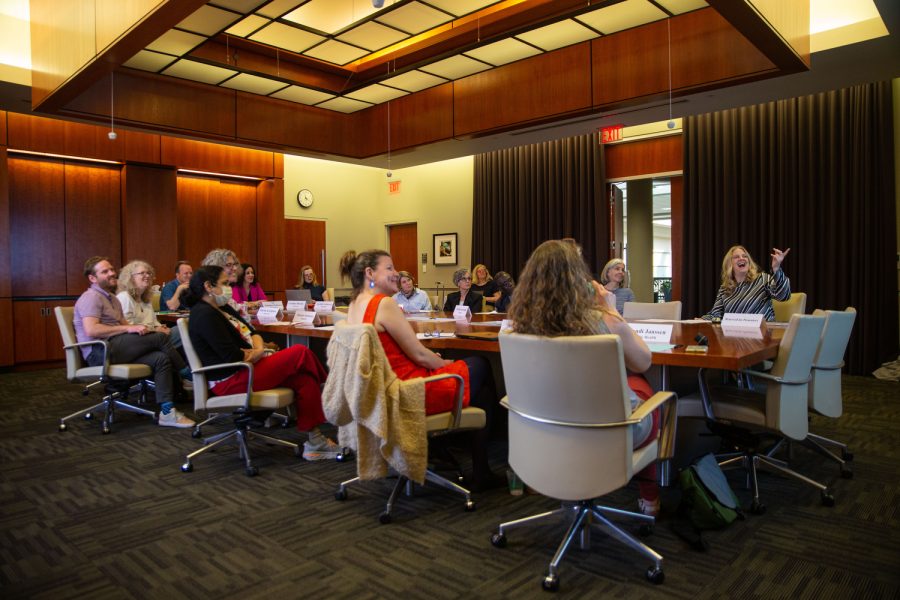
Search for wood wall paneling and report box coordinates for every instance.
[592,9,776,108]
[670,176,683,303]
[747,0,810,62]
[0,147,9,297]
[605,135,683,181]
[29,0,95,108]
[256,178,286,292]
[64,120,125,162]
[284,219,326,290]
[0,298,12,366]
[7,113,66,154]
[122,164,178,274]
[177,176,220,267]
[94,0,168,52]
[123,129,161,164]
[219,180,258,269]
[389,84,454,153]
[13,300,48,363]
[9,158,67,296]
[273,153,284,180]
[235,92,349,157]
[454,43,593,137]
[161,136,275,179]
[64,163,122,295]
[0,110,7,145]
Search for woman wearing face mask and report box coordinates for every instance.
[600,258,635,315]
[392,271,432,312]
[703,245,791,322]
[184,266,339,460]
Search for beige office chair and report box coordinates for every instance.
[622,301,682,320]
[773,292,807,322]
[678,314,827,513]
[492,332,677,590]
[325,323,485,523]
[803,308,856,476]
[55,306,155,434]
[177,318,298,477]
[150,290,161,312]
[326,287,335,302]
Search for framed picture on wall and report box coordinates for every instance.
[433,233,458,265]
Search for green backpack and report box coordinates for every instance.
[678,453,743,530]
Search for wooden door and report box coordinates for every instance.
[14,300,48,362]
[285,219,326,289]
[388,222,418,281]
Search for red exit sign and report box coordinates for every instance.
[388,180,401,195]
[600,124,624,143]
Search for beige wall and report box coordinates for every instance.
[283,155,474,293]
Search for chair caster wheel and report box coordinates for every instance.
[842,450,853,461]
[840,467,853,479]
[245,466,259,477]
[58,423,67,432]
[638,523,654,537]
[101,425,111,434]
[191,429,202,439]
[646,566,665,584]
[464,500,475,512]
[334,489,348,501]
[541,573,559,591]
[821,492,835,507]
[336,448,354,462]
[379,512,392,524]
[181,462,193,473]
[750,501,766,515]
[490,532,507,548]
[84,412,93,420]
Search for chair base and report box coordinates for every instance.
[491,500,663,590]
[803,433,854,477]
[181,417,300,477]
[335,469,475,523]
[59,381,154,434]
[717,450,834,513]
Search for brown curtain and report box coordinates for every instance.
[682,81,897,375]
[473,133,607,277]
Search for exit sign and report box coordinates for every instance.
[388,180,401,195]
[600,124,624,143]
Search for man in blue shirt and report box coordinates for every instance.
[160,260,193,311]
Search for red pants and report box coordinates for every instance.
[212,345,327,432]
[628,375,661,502]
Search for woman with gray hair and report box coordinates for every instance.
[442,268,483,312]
[600,258,635,315]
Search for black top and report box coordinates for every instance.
[301,282,326,301]
[494,292,512,313]
[471,280,497,298]
[443,290,483,312]
[188,302,255,381]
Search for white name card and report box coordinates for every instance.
[256,305,282,324]
[629,323,674,343]
[314,301,334,313]
[453,305,472,322]
[500,319,513,331]
[262,300,285,310]
[286,300,306,312]
[291,310,317,327]
[721,313,763,328]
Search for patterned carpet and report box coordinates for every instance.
[0,369,898,599]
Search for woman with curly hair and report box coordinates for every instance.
[702,245,791,322]
[117,260,168,334]
[508,240,661,515]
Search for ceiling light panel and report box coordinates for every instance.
[270,85,335,104]
[516,19,600,51]
[226,15,269,36]
[345,84,409,103]
[220,73,288,94]
[382,69,447,92]
[303,39,369,65]
[249,22,325,53]
[654,0,708,14]
[464,37,542,66]
[255,0,304,19]
[576,0,667,35]
[316,97,372,113]
[338,21,409,51]
[124,50,177,72]
[422,0,500,18]
[162,59,238,85]
[283,0,379,35]
[209,0,267,13]
[420,54,490,79]
[146,29,207,56]
[178,5,240,36]
[377,2,451,35]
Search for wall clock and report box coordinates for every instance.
[297,188,314,208]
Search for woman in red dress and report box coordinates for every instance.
[339,250,501,490]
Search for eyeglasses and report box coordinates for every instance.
[224,262,238,268]
[422,330,443,338]
[134,271,152,277]
[459,277,472,282]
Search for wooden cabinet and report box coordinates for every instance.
[13,299,75,363]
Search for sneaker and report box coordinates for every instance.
[638,497,660,517]
[159,409,195,428]
[302,437,341,461]
[507,469,524,496]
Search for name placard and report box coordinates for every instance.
[256,305,282,324]
[453,305,472,322]
[629,323,673,343]
[285,300,305,312]
[721,313,763,328]
[291,310,317,327]
[500,319,513,331]
[314,301,335,313]
[262,300,285,310]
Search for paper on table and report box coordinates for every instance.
[648,343,677,352]
[476,320,505,327]
[416,332,456,339]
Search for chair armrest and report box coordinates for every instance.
[191,361,254,410]
[499,397,650,428]
[631,391,679,463]
[630,390,674,421]
[741,368,810,385]
[420,373,465,429]
[65,339,110,376]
